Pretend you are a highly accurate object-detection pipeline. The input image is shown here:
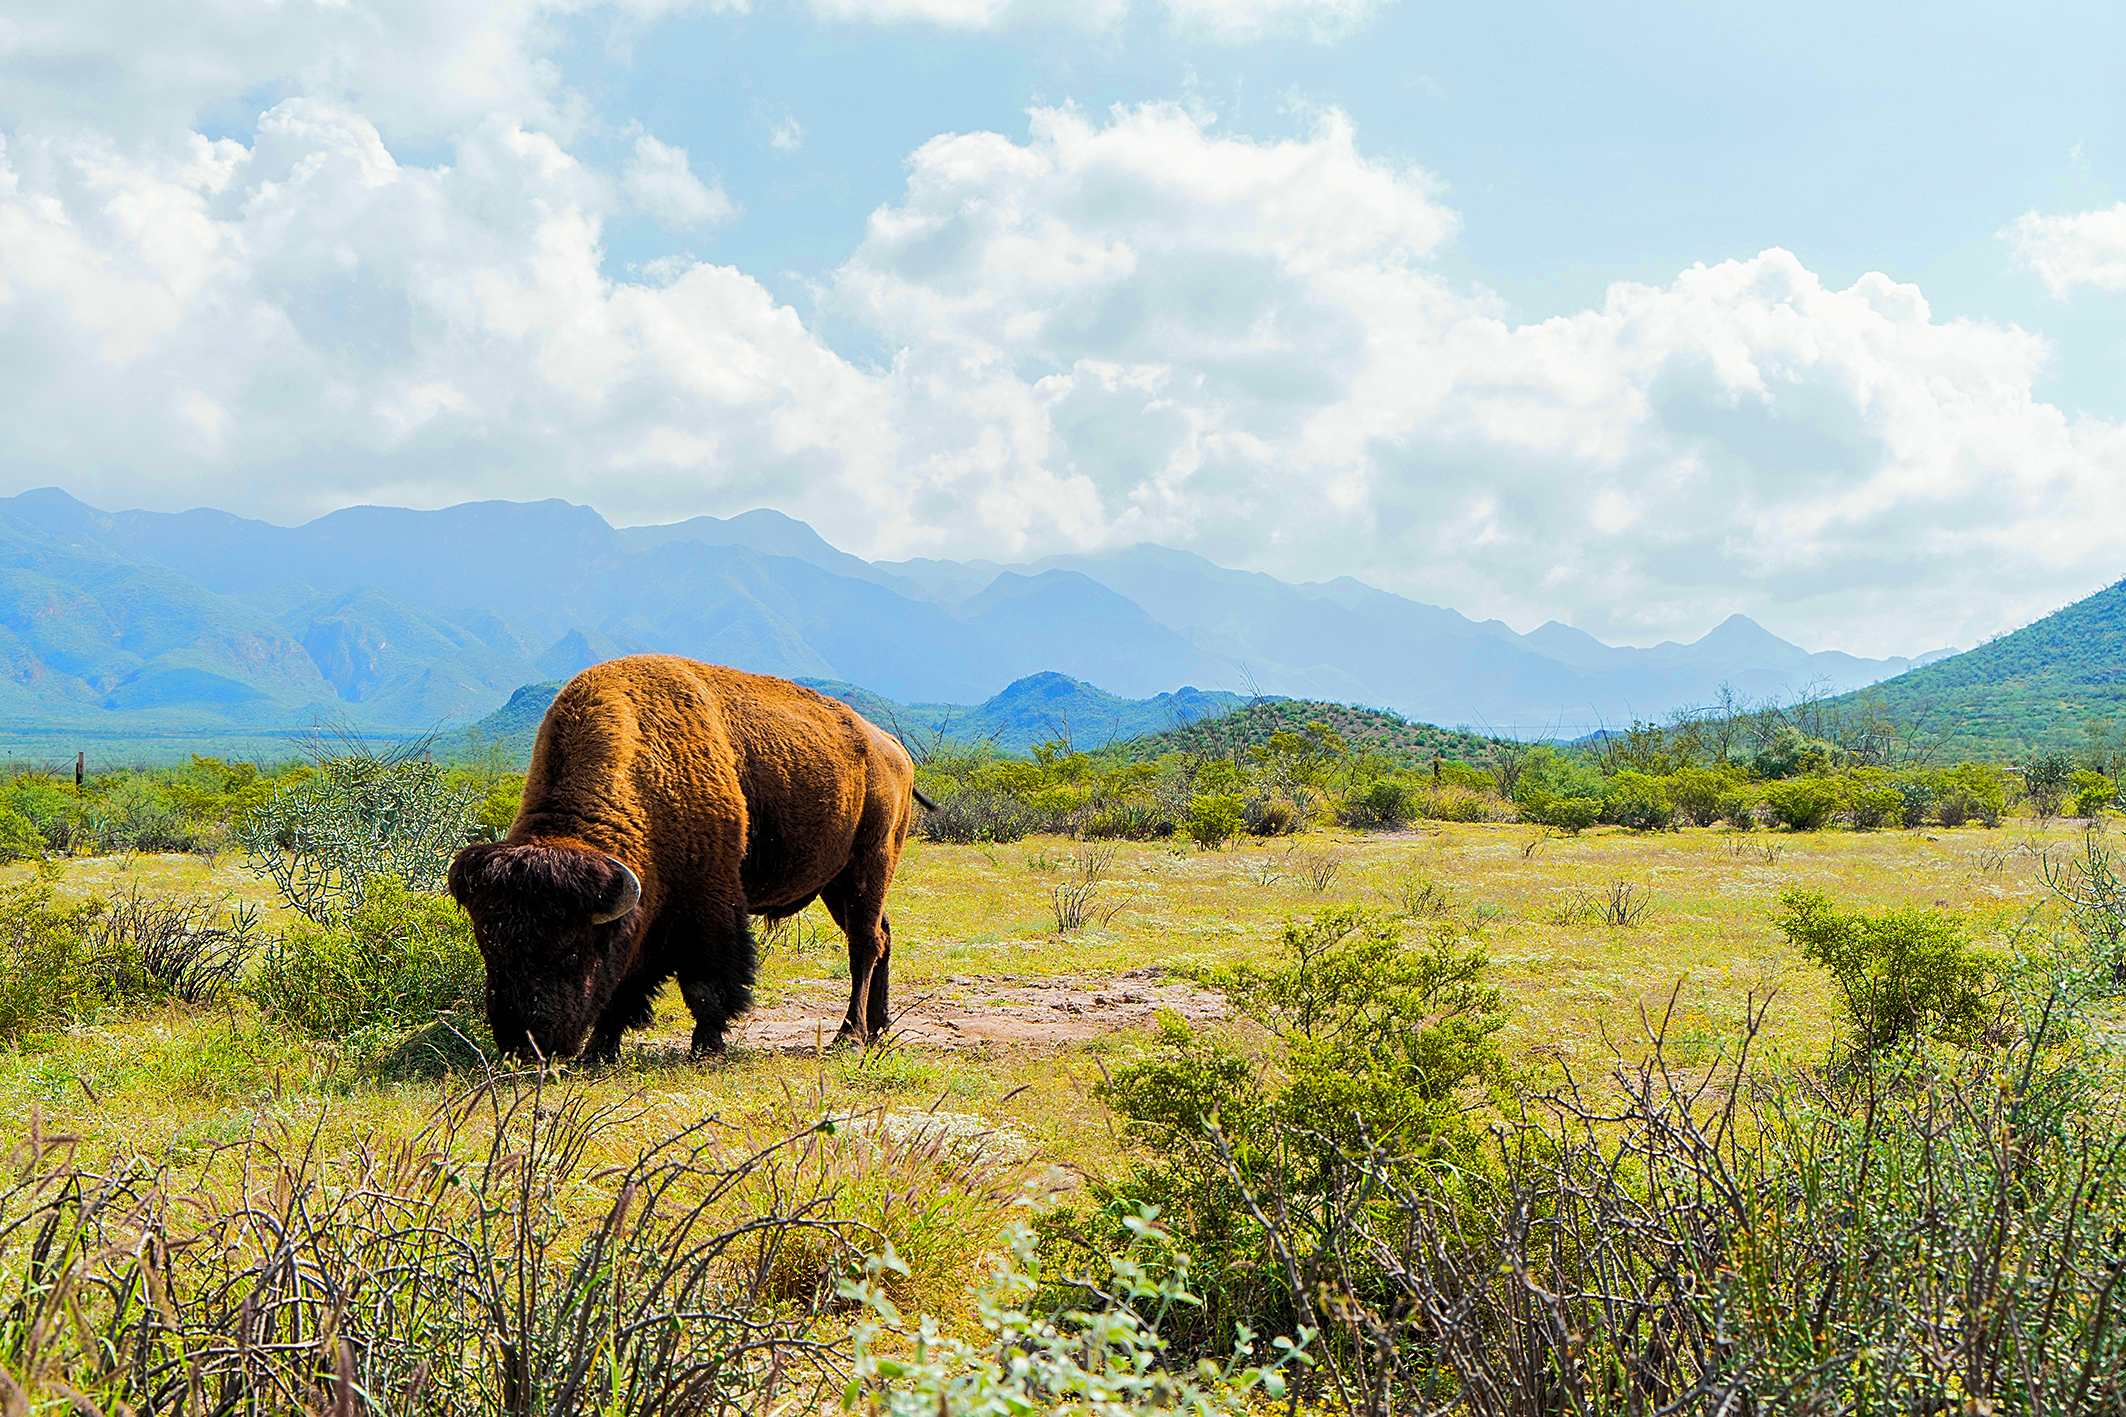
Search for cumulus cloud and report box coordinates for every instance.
[826,102,2126,652]
[2005,202,2126,297]
[797,0,1371,38]
[622,128,736,227]
[0,1,2119,659]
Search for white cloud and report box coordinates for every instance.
[622,128,736,228]
[768,115,806,152]
[2004,202,2126,297]
[1161,0,1388,42]
[796,0,1370,39]
[827,103,2126,653]
[0,0,2119,662]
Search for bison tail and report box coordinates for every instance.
[911,786,940,812]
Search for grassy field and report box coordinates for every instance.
[0,816,2113,1412]
[0,818,2079,1178]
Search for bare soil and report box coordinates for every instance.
[733,967,1227,1052]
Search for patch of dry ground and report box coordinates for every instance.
[732,967,1226,1052]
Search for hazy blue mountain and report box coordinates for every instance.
[0,486,1953,740]
[459,670,1249,761]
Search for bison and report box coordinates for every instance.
[448,655,927,1062]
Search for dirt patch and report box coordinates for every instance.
[733,966,1226,1052]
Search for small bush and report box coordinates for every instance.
[1763,777,1841,830]
[1517,789,1601,833]
[0,880,106,1039]
[1185,793,1245,850]
[1244,796,1301,836]
[1774,886,1996,1047]
[1717,787,1760,829]
[1064,908,1506,1357]
[1665,766,1730,827]
[251,881,484,1042]
[237,754,478,923]
[1337,779,1412,831]
[1846,781,1903,830]
[1892,775,1936,828]
[1602,771,1674,832]
[1413,783,1500,823]
[0,804,43,862]
[1937,790,1973,827]
[2071,770,2116,819]
[920,787,1038,844]
[844,1211,1308,1417]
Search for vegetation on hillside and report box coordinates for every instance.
[1820,574,2126,758]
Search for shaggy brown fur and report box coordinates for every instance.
[449,655,921,1061]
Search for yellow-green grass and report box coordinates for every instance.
[0,820,2085,1208]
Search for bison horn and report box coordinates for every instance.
[591,857,642,924]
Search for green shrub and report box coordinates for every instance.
[1602,771,1674,832]
[1414,783,1498,823]
[1751,723,1840,778]
[1518,789,1601,833]
[1717,786,1760,829]
[844,1213,1309,1417]
[1665,766,1731,827]
[1937,791,1973,827]
[1773,886,1996,1047]
[1082,801,1170,840]
[0,804,44,862]
[1185,793,1245,849]
[2071,770,2116,819]
[1763,777,1841,830]
[1337,779,1412,831]
[251,881,483,1041]
[1845,779,1903,831]
[1437,761,1492,790]
[1891,774,1936,828]
[237,755,478,924]
[919,787,1037,844]
[0,879,105,1039]
[1943,764,2006,827]
[1243,796,1300,836]
[2026,751,2075,817]
[1064,908,1506,1356]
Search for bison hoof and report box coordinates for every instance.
[689,1026,727,1060]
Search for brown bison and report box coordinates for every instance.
[448,655,927,1061]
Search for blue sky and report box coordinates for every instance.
[2,0,2123,658]
[582,0,2126,413]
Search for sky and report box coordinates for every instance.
[2,0,2123,658]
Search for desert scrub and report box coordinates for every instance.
[842,1209,1310,1416]
[1054,907,1507,1358]
[1774,885,1998,1047]
[251,879,484,1043]
[0,877,107,1039]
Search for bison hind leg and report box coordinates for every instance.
[679,914,758,1060]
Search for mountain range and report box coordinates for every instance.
[0,486,1953,741]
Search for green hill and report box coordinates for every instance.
[1117,698,1510,767]
[1828,576,2126,759]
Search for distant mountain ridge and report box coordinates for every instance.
[0,486,1948,738]
[467,671,1250,760]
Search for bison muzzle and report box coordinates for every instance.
[449,655,923,1063]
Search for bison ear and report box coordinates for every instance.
[590,856,642,925]
[449,842,508,906]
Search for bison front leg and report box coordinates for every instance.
[676,906,758,1059]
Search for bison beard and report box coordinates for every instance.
[448,656,922,1063]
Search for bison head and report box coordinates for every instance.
[447,841,642,1059]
